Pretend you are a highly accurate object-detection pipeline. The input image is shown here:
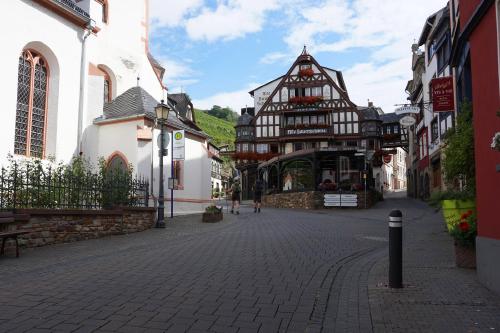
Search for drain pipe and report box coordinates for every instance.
[77,24,92,155]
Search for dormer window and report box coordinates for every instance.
[300,64,312,70]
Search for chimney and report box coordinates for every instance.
[368,101,374,107]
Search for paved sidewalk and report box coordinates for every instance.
[0,197,498,332]
[368,197,500,333]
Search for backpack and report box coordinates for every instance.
[255,180,264,193]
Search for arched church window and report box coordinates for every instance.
[14,50,49,158]
[107,153,128,173]
[103,73,111,103]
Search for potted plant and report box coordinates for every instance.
[432,102,477,229]
[428,190,476,231]
[202,205,223,223]
[449,210,476,268]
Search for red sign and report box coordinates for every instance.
[383,155,392,164]
[432,77,455,112]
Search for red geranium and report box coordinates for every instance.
[459,221,470,233]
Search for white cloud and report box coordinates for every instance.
[192,84,258,112]
[157,58,199,92]
[259,52,291,64]
[149,0,204,28]
[185,0,282,42]
[343,58,411,113]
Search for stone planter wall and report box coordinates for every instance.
[263,190,379,210]
[0,208,156,253]
[263,191,323,209]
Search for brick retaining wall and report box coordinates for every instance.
[1,208,156,252]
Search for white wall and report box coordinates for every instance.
[1,1,83,164]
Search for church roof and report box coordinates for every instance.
[97,86,208,138]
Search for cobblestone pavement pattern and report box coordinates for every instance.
[0,195,499,332]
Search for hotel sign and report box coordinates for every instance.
[395,105,420,115]
[286,128,328,136]
[432,76,455,112]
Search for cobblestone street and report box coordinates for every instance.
[0,196,499,332]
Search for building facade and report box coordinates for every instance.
[405,6,456,199]
[234,48,407,202]
[2,0,212,215]
[450,0,500,294]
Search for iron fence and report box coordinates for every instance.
[0,163,149,210]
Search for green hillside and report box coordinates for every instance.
[194,109,236,149]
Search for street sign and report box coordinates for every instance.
[432,76,455,112]
[173,130,185,160]
[395,105,420,115]
[324,194,358,207]
[157,133,170,149]
[400,115,416,127]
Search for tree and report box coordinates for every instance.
[206,105,239,123]
[442,101,475,197]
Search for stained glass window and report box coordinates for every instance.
[14,50,48,158]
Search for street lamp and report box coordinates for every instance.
[155,100,171,228]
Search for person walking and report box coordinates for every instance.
[229,178,241,215]
[253,179,264,213]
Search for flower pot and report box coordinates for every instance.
[441,199,476,231]
[454,243,476,269]
[202,212,223,223]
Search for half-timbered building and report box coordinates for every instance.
[234,48,396,205]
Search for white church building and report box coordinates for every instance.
[1,0,213,215]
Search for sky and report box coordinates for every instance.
[149,0,446,115]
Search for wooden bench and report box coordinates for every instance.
[0,231,29,258]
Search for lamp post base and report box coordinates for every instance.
[155,220,166,228]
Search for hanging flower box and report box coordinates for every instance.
[298,68,314,77]
[289,96,323,105]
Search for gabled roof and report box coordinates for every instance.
[147,52,165,80]
[418,7,448,46]
[357,107,382,121]
[236,112,254,126]
[380,113,403,124]
[96,86,208,138]
[168,93,194,120]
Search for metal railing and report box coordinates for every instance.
[0,164,149,210]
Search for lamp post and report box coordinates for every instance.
[155,101,171,228]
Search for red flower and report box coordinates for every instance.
[466,210,473,217]
[460,213,468,220]
[459,221,470,233]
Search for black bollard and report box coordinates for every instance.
[389,209,403,288]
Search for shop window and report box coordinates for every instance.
[431,118,439,142]
[282,160,314,192]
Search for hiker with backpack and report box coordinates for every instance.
[229,178,241,215]
[253,179,264,213]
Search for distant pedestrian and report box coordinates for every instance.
[253,179,264,213]
[229,178,241,215]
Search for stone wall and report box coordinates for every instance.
[1,208,156,252]
[263,191,324,209]
[263,191,379,210]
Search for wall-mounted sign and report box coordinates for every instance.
[395,105,420,115]
[432,76,455,112]
[399,115,416,127]
[286,128,328,136]
[173,130,185,160]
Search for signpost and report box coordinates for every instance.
[170,130,185,218]
[431,76,455,112]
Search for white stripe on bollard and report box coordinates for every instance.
[389,222,402,227]
[389,216,403,222]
